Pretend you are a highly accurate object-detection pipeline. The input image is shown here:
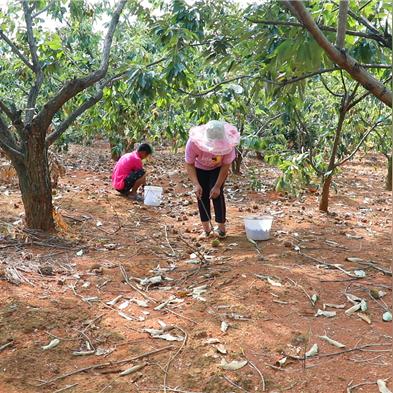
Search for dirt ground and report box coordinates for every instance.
[0,142,391,393]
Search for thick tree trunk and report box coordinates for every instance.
[386,156,392,191]
[319,175,332,212]
[14,130,55,230]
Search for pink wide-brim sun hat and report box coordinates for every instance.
[189,121,240,155]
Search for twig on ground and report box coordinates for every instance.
[247,360,266,391]
[176,235,208,264]
[286,342,391,361]
[282,382,299,391]
[163,326,188,393]
[119,264,157,303]
[0,340,13,352]
[265,363,286,371]
[53,384,78,393]
[222,375,249,392]
[349,354,383,363]
[347,380,378,392]
[38,345,174,386]
[287,278,314,307]
[165,308,197,324]
[241,349,265,391]
[163,225,177,257]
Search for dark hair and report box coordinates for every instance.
[137,143,153,155]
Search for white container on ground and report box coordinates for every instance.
[244,215,273,241]
[144,186,163,206]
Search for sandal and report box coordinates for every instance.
[129,194,144,202]
[215,229,227,239]
[197,231,212,240]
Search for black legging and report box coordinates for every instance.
[196,167,226,224]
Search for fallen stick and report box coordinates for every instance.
[287,278,314,307]
[163,327,188,393]
[119,264,157,303]
[222,375,249,392]
[248,359,266,391]
[286,342,391,361]
[347,380,378,393]
[38,345,174,386]
[352,259,392,276]
[0,340,13,352]
[165,309,197,324]
[53,383,78,393]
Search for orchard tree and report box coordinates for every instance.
[0,0,127,230]
[282,0,391,107]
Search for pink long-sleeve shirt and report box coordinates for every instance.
[185,140,236,170]
[112,151,143,190]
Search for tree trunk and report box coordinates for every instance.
[232,149,243,175]
[318,101,347,212]
[386,156,392,191]
[14,130,55,230]
[319,174,332,212]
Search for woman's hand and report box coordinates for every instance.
[194,184,203,199]
[210,186,220,199]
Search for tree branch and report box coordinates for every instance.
[34,0,127,133]
[22,0,44,124]
[0,100,14,121]
[337,121,382,167]
[280,67,338,86]
[320,75,343,97]
[283,1,392,107]
[45,89,104,146]
[359,64,392,69]
[345,5,391,48]
[0,99,24,138]
[170,75,256,97]
[32,0,56,18]
[246,19,385,42]
[336,0,349,49]
[0,30,34,71]
[0,115,24,159]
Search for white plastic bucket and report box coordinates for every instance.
[144,186,163,206]
[244,215,273,241]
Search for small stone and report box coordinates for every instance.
[193,330,208,339]
[39,265,53,276]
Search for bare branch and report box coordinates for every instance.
[280,67,338,86]
[0,100,14,121]
[32,0,56,18]
[336,1,349,49]
[345,4,392,48]
[22,0,45,124]
[34,0,127,132]
[320,75,343,97]
[0,115,24,159]
[359,64,392,69]
[0,99,24,137]
[22,0,40,70]
[339,69,348,96]
[170,75,256,97]
[246,19,385,42]
[0,29,34,71]
[359,0,373,12]
[346,91,370,111]
[337,121,382,167]
[284,1,392,107]
[46,89,104,146]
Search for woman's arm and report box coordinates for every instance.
[185,163,202,198]
[210,163,230,199]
